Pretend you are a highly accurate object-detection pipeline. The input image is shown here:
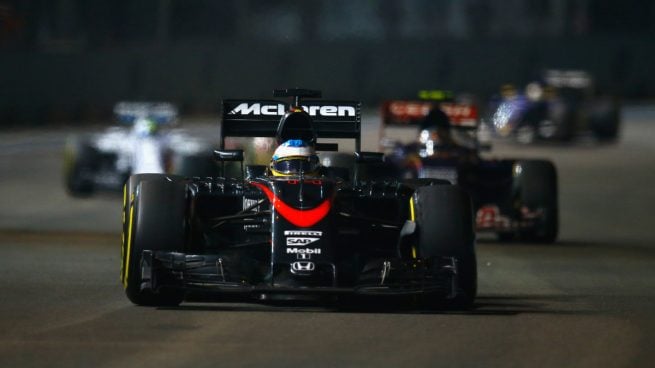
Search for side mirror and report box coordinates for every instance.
[354,151,386,184]
[213,149,244,178]
[355,151,385,164]
[315,143,339,152]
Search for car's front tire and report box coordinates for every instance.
[412,184,477,309]
[121,174,188,306]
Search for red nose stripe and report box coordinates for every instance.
[251,182,331,228]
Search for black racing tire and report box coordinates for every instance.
[514,160,558,243]
[550,102,576,142]
[63,137,97,197]
[589,99,620,142]
[121,174,188,306]
[413,185,477,309]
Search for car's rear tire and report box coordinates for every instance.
[121,174,188,306]
[514,160,558,243]
[413,185,477,309]
[63,137,96,197]
[589,99,620,142]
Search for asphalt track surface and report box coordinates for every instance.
[1,107,655,367]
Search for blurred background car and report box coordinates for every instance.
[63,102,217,196]
[381,94,558,242]
[487,70,621,144]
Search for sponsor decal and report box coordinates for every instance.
[286,248,322,255]
[387,101,477,127]
[291,261,315,272]
[297,253,311,260]
[284,230,323,237]
[476,205,499,229]
[286,237,320,246]
[228,103,356,117]
[285,230,322,246]
[476,205,511,229]
[250,181,331,228]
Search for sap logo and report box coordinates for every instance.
[284,230,323,237]
[286,237,320,246]
[286,248,322,255]
[228,103,356,117]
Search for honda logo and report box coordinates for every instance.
[291,261,315,272]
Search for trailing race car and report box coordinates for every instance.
[120,89,477,309]
[488,70,621,143]
[381,97,558,243]
[63,102,217,196]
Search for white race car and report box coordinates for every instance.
[64,102,217,196]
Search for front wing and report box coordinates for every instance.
[138,250,461,298]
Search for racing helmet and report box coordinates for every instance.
[134,117,159,137]
[270,139,320,177]
[419,107,452,146]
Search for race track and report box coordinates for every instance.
[1,107,654,367]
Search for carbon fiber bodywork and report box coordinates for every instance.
[137,176,461,299]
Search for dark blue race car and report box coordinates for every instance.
[488,70,620,144]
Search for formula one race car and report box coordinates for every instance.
[381,97,558,243]
[487,70,621,143]
[120,89,477,309]
[63,102,217,196]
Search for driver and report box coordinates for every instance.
[410,106,478,161]
[131,116,169,174]
[269,139,321,177]
[418,107,458,156]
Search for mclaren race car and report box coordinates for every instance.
[488,70,621,143]
[63,102,217,196]
[381,96,558,243]
[120,89,477,309]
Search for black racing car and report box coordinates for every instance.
[381,98,558,243]
[120,89,477,309]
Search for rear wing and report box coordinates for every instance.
[543,69,592,89]
[381,100,479,129]
[113,102,178,125]
[220,99,362,151]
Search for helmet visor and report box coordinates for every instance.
[272,155,320,175]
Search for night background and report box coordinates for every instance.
[0,0,653,125]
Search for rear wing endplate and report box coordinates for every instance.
[220,99,362,151]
